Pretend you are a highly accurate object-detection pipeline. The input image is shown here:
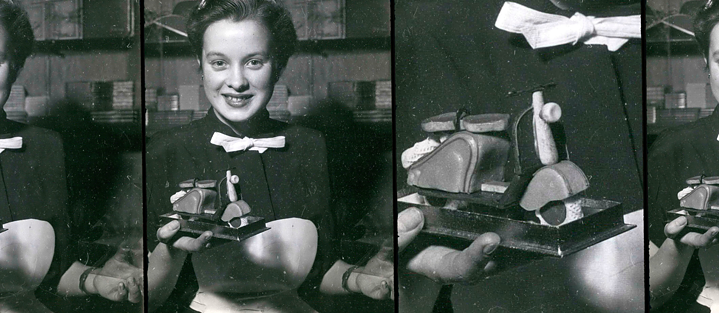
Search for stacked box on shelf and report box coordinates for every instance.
[353,109,391,123]
[5,85,26,112]
[267,85,289,111]
[146,110,193,128]
[145,88,158,111]
[267,85,290,121]
[328,81,375,110]
[375,80,391,109]
[112,81,135,110]
[66,81,113,111]
[647,105,656,124]
[192,110,208,121]
[157,95,180,111]
[656,108,701,124]
[91,110,140,123]
[646,86,665,108]
[665,92,687,109]
[700,109,715,118]
[5,85,27,123]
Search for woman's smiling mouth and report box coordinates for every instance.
[223,94,253,107]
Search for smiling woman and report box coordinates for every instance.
[200,19,276,123]
[145,1,393,312]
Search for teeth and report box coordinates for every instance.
[224,95,251,106]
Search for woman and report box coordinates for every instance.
[649,2,719,311]
[145,1,392,312]
[0,2,141,312]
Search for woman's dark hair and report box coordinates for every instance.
[695,1,719,60]
[187,0,297,72]
[0,1,34,79]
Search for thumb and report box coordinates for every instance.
[398,207,424,253]
[157,220,181,243]
[665,216,688,238]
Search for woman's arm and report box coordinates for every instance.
[649,216,719,310]
[319,260,382,296]
[147,221,212,312]
[56,260,141,302]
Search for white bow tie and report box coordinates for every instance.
[210,132,285,154]
[495,2,640,52]
[0,137,22,154]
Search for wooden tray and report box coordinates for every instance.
[399,195,635,257]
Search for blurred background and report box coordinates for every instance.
[13,0,141,311]
[647,0,715,146]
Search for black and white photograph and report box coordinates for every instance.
[143,0,392,312]
[647,0,719,312]
[394,0,643,312]
[0,0,143,312]
[1,0,717,312]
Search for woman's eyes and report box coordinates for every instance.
[245,59,264,69]
[207,59,264,70]
[209,60,228,69]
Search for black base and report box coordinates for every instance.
[666,208,719,238]
[159,213,270,242]
[399,195,635,257]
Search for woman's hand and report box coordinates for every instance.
[355,239,394,300]
[354,206,430,300]
[401,207,500,284]
[156,220,213,253]
[92,273,140,302]
[649,216,719,309]
[665,215,719,248]
[94,248,143,303]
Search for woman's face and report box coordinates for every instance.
[0,25,14,110]
[201,19,277,123]
[709,24,719,102]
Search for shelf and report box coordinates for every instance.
[34,37,137,54]
[144,37,390,57]
[647,39,701,56]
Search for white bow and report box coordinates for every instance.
[210,132,285,154]
[0,137,22,154]
[495,2,640,52]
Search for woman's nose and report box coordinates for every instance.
[226,67,249,90]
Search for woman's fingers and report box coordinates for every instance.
[665,216,719,248]
[664,216,688,238]
[397,207,425,253]
[156,220,181,243]
[680,227,719,248]
[360,273,393,300]
[171,231,213,252]
[406,232,500,284]
[126,276,142,304]
[157,220,213,252]
[445,232,500,283]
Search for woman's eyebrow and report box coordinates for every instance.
[204,51,226,59]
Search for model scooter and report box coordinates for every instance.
[400,85,634,257]
[159,169,269,242]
